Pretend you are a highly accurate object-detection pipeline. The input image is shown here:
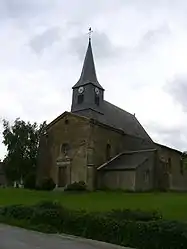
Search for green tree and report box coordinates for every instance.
[2,118,46,184]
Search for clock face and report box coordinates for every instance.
[78,86,84,94]
[95,87,99,95]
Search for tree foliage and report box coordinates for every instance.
[2,118,46,183]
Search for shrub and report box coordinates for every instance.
[106,209,162,222]
[34,200,62,210]
[31,208,62,229]
[40,177,56,191]
[64,181,87,191]
[2,203,187,249]
[0,205,34,220]
[23,172,36,189]
[31,201,68,229]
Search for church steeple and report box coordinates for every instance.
[72,37,104,90]
[71,30,104,115]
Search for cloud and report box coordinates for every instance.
[29,27,61,53]
[138,23,171,52]
[1,0,187,159]
[0,0,53,20]
[69,31,124,62]
[147,122,187,151]
[164,75,187,112]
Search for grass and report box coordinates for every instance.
[1,188,187,221]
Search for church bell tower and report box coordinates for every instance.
[71,30,104,115]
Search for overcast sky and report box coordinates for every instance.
[1,0,187,159]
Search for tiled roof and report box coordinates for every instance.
[98,149,156,170]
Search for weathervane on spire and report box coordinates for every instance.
[88,27,93,40]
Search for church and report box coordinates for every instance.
[37,36,187,191]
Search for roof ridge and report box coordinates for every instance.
[46,111,91,130]
[97,152,124,170]
[154,142,182,154]
[97,148,156,171]
[122,148,157,154]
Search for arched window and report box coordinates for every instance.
[144,169,150,182]
[106,144,111,160]
[180,159,184,175]
[168,157,172,173]
[61,143,70,157]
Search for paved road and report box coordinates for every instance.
[0,224,131,249]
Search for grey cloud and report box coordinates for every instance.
[164,75,187,112]
[148,122,187,151]
[68,23,171,65]
[0,0,53,19]
[29,27,61,53]
[138,23,171,52]
[142,23,170,43]
[69,31,124,61]
[0,0,123,24]
[1,0,187,159]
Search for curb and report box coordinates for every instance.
[57,233,134,249]
[1,223,134,249]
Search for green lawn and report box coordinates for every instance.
[1,188,187,221]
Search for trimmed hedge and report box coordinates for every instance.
[106,209,162,221]
[1,201,187,249]
[0,204,34,220]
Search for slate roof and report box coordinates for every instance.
[154,142,182,154]
[72,39,104,90]
[103,101,151,140]
[71,38,152,141]
[74,100,152,140]
[98,149,156,170]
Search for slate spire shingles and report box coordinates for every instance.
[72,36,152,141]
[72,38,104,90]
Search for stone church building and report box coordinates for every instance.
[37,37,187,191]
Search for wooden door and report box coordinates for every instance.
[58,166,67,187]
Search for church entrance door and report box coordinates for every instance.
[58,166,67,187]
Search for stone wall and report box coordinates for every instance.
[97,170,136,190]
[87,121,125,168]
[154,143,187,191]
[37,134,51,184]
[135,152,156,191]
[37,112,91,186]
[84,120,157,190]
[37,109,187,191]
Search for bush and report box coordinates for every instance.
[34,200,62,210]
[0,205,34,220]
[31,208,62,229]
[64,181,87,191]
[106,209,162,222]
[31,201,68,230]
[40,177,56,191]
[24,172,36,189]
[2,203,187,249]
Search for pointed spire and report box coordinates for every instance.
[73,34,104,90]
